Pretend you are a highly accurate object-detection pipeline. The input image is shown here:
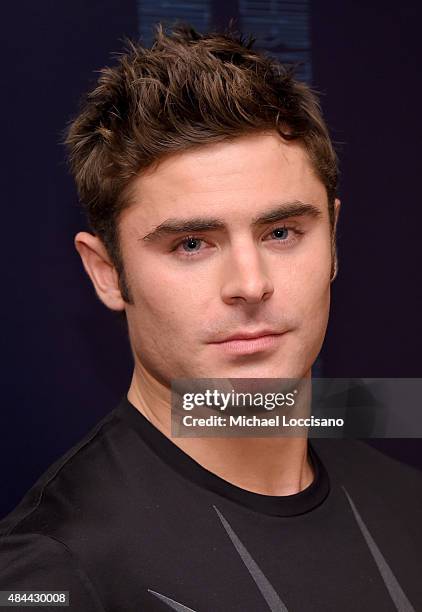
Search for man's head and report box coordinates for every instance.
[67,23,340,382]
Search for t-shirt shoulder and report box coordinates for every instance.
[0,406,125,538]
[0,532,106,610]
[311,438,422,527]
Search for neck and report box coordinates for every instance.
[127,363,314,496]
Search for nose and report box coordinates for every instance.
[220,242,274,305]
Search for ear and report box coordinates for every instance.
[330,198,341,282]
[74,232,125,311]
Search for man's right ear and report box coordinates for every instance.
[74,232,125,311]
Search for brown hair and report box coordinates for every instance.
[65,22,338,302]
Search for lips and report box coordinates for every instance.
[209,330,285,356]
[211,330,281,343]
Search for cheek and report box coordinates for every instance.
[282,239,332,322]
[128,257,206,334]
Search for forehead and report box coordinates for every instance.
[120,131,327,232]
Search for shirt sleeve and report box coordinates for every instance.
[0,532,105,611]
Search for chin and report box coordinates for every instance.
[208,360,309,380]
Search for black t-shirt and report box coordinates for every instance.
[0,396,421,611]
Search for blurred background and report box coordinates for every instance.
[1,0,421,518]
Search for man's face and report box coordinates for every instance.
[118,131,337,383]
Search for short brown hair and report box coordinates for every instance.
[65,22,338,302]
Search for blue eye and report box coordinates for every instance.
[181,237,202,252]
[271,227,289,240]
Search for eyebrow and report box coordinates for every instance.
[140,200,322,243]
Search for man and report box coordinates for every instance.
[0,23,421,611]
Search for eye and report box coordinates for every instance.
[172,236,207,256]
[264,225,304,247]
[271,227,290,240]
[182,237,202,252]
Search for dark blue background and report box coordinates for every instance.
[1,0,421,518]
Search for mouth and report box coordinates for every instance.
[209,331,286,356]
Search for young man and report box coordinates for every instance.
[0,23,421,611]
